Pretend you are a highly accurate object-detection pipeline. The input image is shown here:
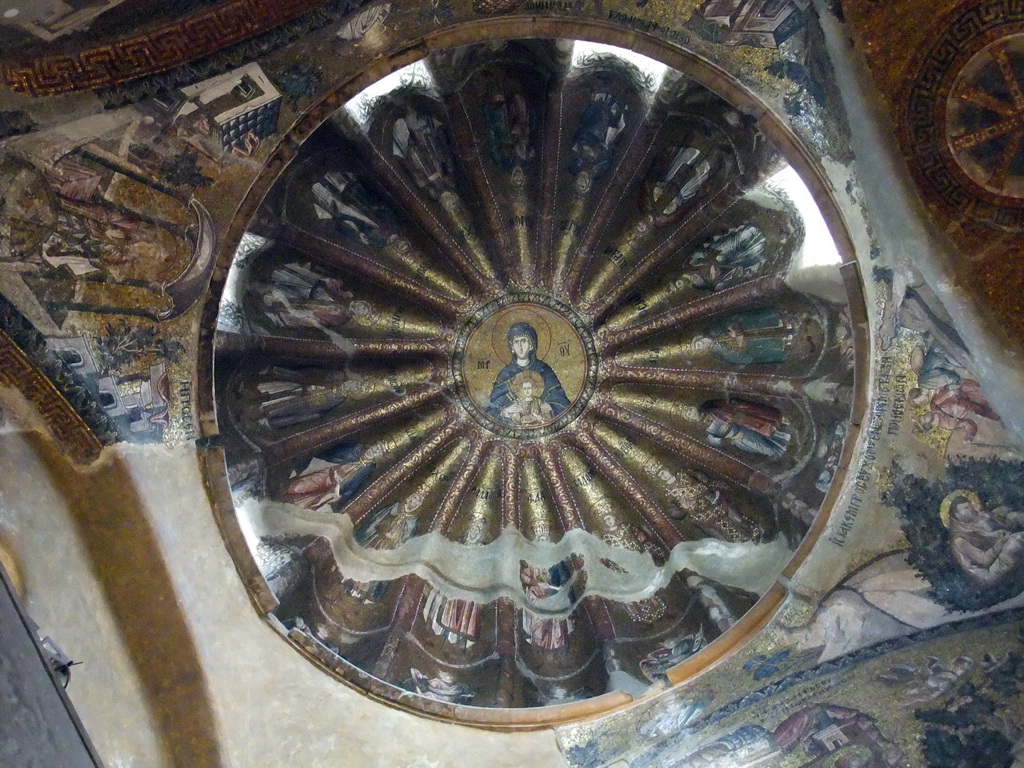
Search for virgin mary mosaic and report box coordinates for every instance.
[455,297,596,436]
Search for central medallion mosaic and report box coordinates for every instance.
[454,293,597,437]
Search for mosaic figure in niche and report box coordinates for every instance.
[282,442,381,512]
[245,365,366,431]
[569,85,627,193]
[685,307,819,366]
[639,145,712,227]
[391,108,454,199]
[408,668,474,704]
[519,556,577,650]
[422,514,488,645]
[943,490,1024,588]
[423,588,484,647]
[259,263,354,330]
[355,490,424,548]
[487,322,570,425]
[593,498,667,624]
[681,400,792,458]
[686,224,768,292]
[311,170,393,248]
[482,87,534,173]
[658,468,761,542]
[343,489,425,602]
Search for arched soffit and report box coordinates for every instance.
[203,30,868,728]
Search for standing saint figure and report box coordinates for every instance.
[658,467,761,542]
[639,145,712,227]
[311,170,393,248]
[686,224,768,292]
[245,366,365,432]
[681,399,792,459]
[569,87,627,192]
[520,555,577,650]
[487,322,570,424]
[483,88,533,172]
[343,490,425,603]
[259,263,354,331]
[686,307,817,367]
[282,442,381,512]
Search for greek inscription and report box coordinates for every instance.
[178,381,196,440]
[604,246,626,267]
[574,470,595,488]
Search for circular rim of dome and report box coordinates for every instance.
[200,20,868,729]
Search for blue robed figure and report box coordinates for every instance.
[486,322,570,424]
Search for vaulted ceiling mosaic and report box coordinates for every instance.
[213,39,862,717]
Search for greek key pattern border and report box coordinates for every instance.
[0,329,102,464]
[0,0,329,96]
[903,0,1024,229]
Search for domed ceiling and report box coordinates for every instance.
[212,38,862,719]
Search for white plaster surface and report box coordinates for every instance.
[0,432,569,768]
[0,432,165,767]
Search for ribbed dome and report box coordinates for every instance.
[213,38,861,718]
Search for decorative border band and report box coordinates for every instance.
[0,328,103,464]
[903,0,1024,230]
[0,0,330,96]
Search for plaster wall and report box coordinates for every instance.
[0,430,566,768]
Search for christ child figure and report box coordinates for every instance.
[500,370,554,426]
